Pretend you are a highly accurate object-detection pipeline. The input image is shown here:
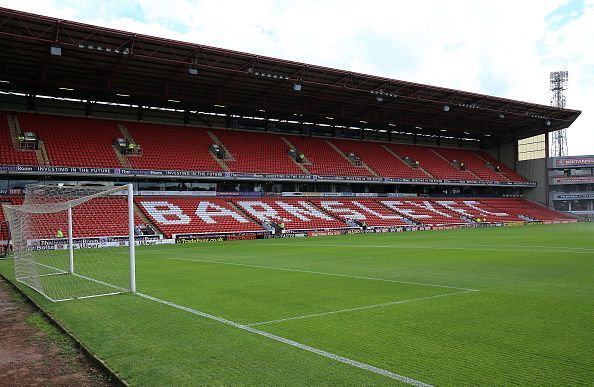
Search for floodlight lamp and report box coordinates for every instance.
[443,105,450,112]
[293,83,302,91]
[188,67,198,75]
[50,46,62,56]
[545,120,551,126]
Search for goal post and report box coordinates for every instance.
[3,184,136,301]
[0,220,10,259]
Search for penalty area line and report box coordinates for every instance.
[246,290,475,327]
[159,256,478,292]
[137,291,432,387]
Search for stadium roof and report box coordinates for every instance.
[0,7,581,144]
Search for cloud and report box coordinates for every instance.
[1,0,592,155]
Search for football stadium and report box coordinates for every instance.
[0,6,593,386]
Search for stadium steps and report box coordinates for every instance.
[35,140,51,166]
[470,152,510,181]
[6,114,21,150]
[326,140,378,176]
[207,131,235,161]
[117,123,137,145]
[429,200,477,224]
[472,151,526,182]
[375,200,424,226]
[207,131,232,171]
[280,136,311,173]
[471,152,511,181]
[112,144,132,168]
[133,203,163,237]
[226,200,265,227]
[475,199,521,220]
[381,145,434,178]
[430,149,482,180]
[305,200,351,223]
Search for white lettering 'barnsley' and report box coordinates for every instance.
[236,201,290,223]
[381,200,452,219]
[140,201,191,225]
[352,201,402,219]
[195,201,249,224]
[320,201,366,220]
[277,201,336,221]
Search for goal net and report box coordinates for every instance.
[2,184,136,301]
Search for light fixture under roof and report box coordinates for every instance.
[376,96,383,102]
[443,105,450,112]
[50,45,62,56]
[388,123,396,127]
[360,120,367,124]
[498,113,505,119]
[0,80,9,83]
[440,129,447,132]
[59,87,74,91]
[188,67,198,75]
[545,120,551,126]
[116,93,129,97]
[325,116,334,120]
[214,104,226,108]
[168,99,180,103]
[464,131,470,135]
[293,83,302,91]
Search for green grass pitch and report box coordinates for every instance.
[1,223,593,385]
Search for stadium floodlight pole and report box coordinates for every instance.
[128,183,136,293]
[67,205,74,274]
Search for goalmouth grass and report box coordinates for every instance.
[1,223,593,385]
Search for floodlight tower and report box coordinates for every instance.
[550,71,569,157]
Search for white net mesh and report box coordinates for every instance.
[3,185,134,301]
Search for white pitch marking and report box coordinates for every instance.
[53,291,127,302]
[159,257,479,292]
[268,242,594,254]
[247,290,475,327]
[137,292,432,387]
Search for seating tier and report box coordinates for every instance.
[231,198,349,230]
[135,197,264,238]
[288,137,375,177]
[388,144,479,180]
[330,139,430,179]
[214,130,304,174]
[17,113,122,168]
[0,112,39,166]
[125,122,223,172]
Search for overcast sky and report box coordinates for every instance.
[1,0,592,155]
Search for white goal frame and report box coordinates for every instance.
[3,183,136,301]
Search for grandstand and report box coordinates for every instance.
[0,6,580,240]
